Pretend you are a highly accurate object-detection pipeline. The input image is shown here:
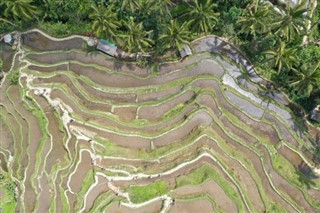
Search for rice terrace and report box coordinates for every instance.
[1,4,320,208]
[0,27,319,213]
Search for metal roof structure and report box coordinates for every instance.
[3,34,12,44]
[97,39,117,56]
[179,44,192,58]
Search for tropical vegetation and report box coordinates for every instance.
[0,0,319,114]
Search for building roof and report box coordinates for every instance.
[179,44,192,58]
[4,34,12,44]
[311,105,320,122]
[97,39,117,56]
[100,39,116,47]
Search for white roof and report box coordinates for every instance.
[97,41,117,56]
[180,44,192,58]
[4,34,12,43]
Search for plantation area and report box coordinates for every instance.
[1,0,320,212]
[0,28,320,212]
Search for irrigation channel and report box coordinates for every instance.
[0,29,320,213]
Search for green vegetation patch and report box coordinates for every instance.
[7,70,19,85]
[126,180,169,203]
[0,171,17,213]
[175,163,244,211]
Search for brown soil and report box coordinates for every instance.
[207,135,265,212]
[1,44,15,72]
[27,53,223,88]
[137,86,182,102]
[192,79,217,88]
[209,118,296,212]
[219,116,257,145]
[69,150,93,193]
[84,175,109,212]
[278,146,304,169]
[34,78,198,134]
[113,107,137,121]
[27,51,149,76]
[0,116,15,155]
[34,74,112,113]
[106,199,163,213]
[264,113,299,147]
[159,54,211,73]
[22,32,85,51]
[4,84,45,212]
[37,175,51,213]
[0,153,8,172]
[79,79,137,103]
[113,156,241,202]
[211,80,280,143]
[260,145,317,212]
[172,179,237,213]
[138,90,195,121]
[28,64,68,72]
[168,199,214,213]
[32,95,67,174]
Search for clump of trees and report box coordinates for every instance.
[237,0,320,112]
[0,0,319,114]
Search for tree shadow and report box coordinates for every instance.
[297,162,318,189]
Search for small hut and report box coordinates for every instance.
[179,44,192,59]
[96,39,117,56]
[3,34,13,45]
[311,105,320,122]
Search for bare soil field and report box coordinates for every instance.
[168,199,214,213]
[22,32,85,51]
[172,179,238,213]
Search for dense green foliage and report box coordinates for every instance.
[0,0,319,114]
[8,70,19,85]
[0,171,17,211]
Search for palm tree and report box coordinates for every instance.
[118,0,140,12]
[3,0,39,21]
[158,19,190,52]
[0,17,15,26]
[183,0,219,34]
[120,17,154,53]
[263,41,298,73]
[272,0,310,41]
[153,0,174,17]
[89,4,121,39]
[290,62,320,97]
[237,2,275,39]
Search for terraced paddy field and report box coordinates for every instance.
[1,30,320,212]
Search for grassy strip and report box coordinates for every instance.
[175,163,244,212]
[200,104,303,211]
[93,127,204,161]
[74,169,95,211]
[171,193,223,213]
[0,171,17,213]
[0,108,17,159]
[89,191,120,213]
[204,86,319,209]
[6,86,36,177]
[0,104,24,181]
[126,180,169,203]
[17,84,51,211]
[272,153,320,209]
[18,42,318,211]
[24,67,210,108]
[89,191,115,213]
